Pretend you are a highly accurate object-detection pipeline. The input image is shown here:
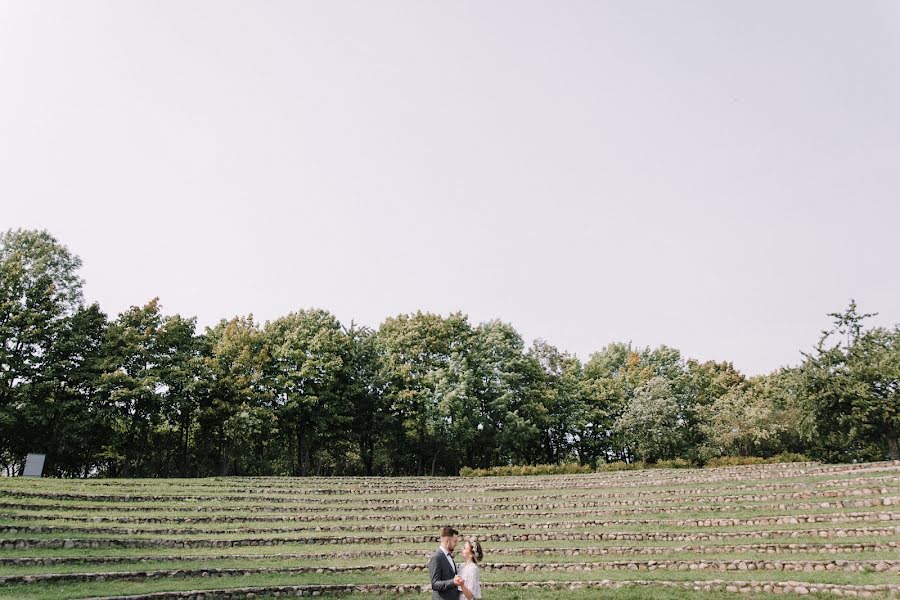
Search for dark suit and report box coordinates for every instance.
[428,548,459,600]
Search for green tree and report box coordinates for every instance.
[375,311,472,475]
[101,299,202,476]
[200,316,276,475]
[614,376,686,462]
[575,373,625,467]
[580,343,634,463]
[801,301,899,461]
[342,324,387,475]
[528,340,583,464]
[469,321,545,467]
[699,377,789,458]
[266,309,349,475]
[33,303,113,476]
[0,229,85,473]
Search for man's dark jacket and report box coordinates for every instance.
[428,549,458,600]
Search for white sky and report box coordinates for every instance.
[2,1,898,375]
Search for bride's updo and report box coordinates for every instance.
[467,538,484,564]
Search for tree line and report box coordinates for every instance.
[1,229,897,477]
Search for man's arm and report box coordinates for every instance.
[428,553,457,592]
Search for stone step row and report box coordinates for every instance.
[5,497,895,527]
[5,558,900,586]
[14,461,834,491]
[4,488,893,517]
[11,462,892,498]
[50,461,893,492]
[4,525,896,550]
[4,474,897,504]
[3,487,892,516]
[29,463,891,496]
[76,578,900,600]
[5,541,898,566]
[5,510,897,537]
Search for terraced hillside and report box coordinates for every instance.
[0,461,898,600]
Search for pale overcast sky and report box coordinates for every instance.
[2,1,898,375]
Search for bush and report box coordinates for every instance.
[703,454,811,468]
[647,458,694,469]
[596,461,646,472]
[459,454,812,477]
[459,464,592,477]
[766,452,810,464]
[703,456,767,468]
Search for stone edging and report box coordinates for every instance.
[4,541,896,566]
[78,578,900,599]
[5,525,897,550]
[5,510,896,537]
[4,559,900,586]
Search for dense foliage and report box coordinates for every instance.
[1,229,897,477]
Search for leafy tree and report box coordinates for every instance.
[580,343,634,463]
[469,321,545,467]
[342,324,387,475]
[699,377,786,458]
[266,309,349,475]
[614,376,686,462]
[801,301,899,461]
[375,311,472,475]
[527,340,583,464]
[200,316,276,475]
[686,359,747,456]
[33,303,113,476]
[101,299,202,476]
[575,374,626,467]
[0,229,85,473]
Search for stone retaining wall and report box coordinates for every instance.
[5,525,897,550]
[4,559,900,586]
[5,510,896,537]
[6,496,895,525]
[78,577,900,599]
[4,471,897,504]
[4,541,897,566]
[2,487,893,515]
[62,461,895,493]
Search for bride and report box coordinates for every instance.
[457,538,483,599]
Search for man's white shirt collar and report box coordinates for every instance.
[439,546,456,572]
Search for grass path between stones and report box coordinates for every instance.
[1,461,897,599]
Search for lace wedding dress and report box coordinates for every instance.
[458,562,481,599]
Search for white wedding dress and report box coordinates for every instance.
[458,562,482,599]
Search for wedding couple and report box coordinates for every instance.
[428,526,483,599]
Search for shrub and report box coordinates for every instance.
[596,461,647,472]
[459,464,592,477]
[704,456,768,468]
[765,452,810,464]
[459,454,812,477]
[703,454,811,468]
[648,458,694,469]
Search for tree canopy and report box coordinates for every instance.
[1,229,897,477]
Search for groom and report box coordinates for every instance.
[428,526,464,599]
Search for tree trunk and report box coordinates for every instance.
[360,436,374,476]
[302,434,311,476]
[296,425,305,476]
[888,434,899,461]
[180,412,191,477]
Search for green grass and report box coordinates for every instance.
[263,590,895,600]
[2,500,893,526]
[2,535,894,561]
[0,461,897,599]
[1,548,898,576]
[0,568,898,599]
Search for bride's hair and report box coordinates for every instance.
[467,538,484,564]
